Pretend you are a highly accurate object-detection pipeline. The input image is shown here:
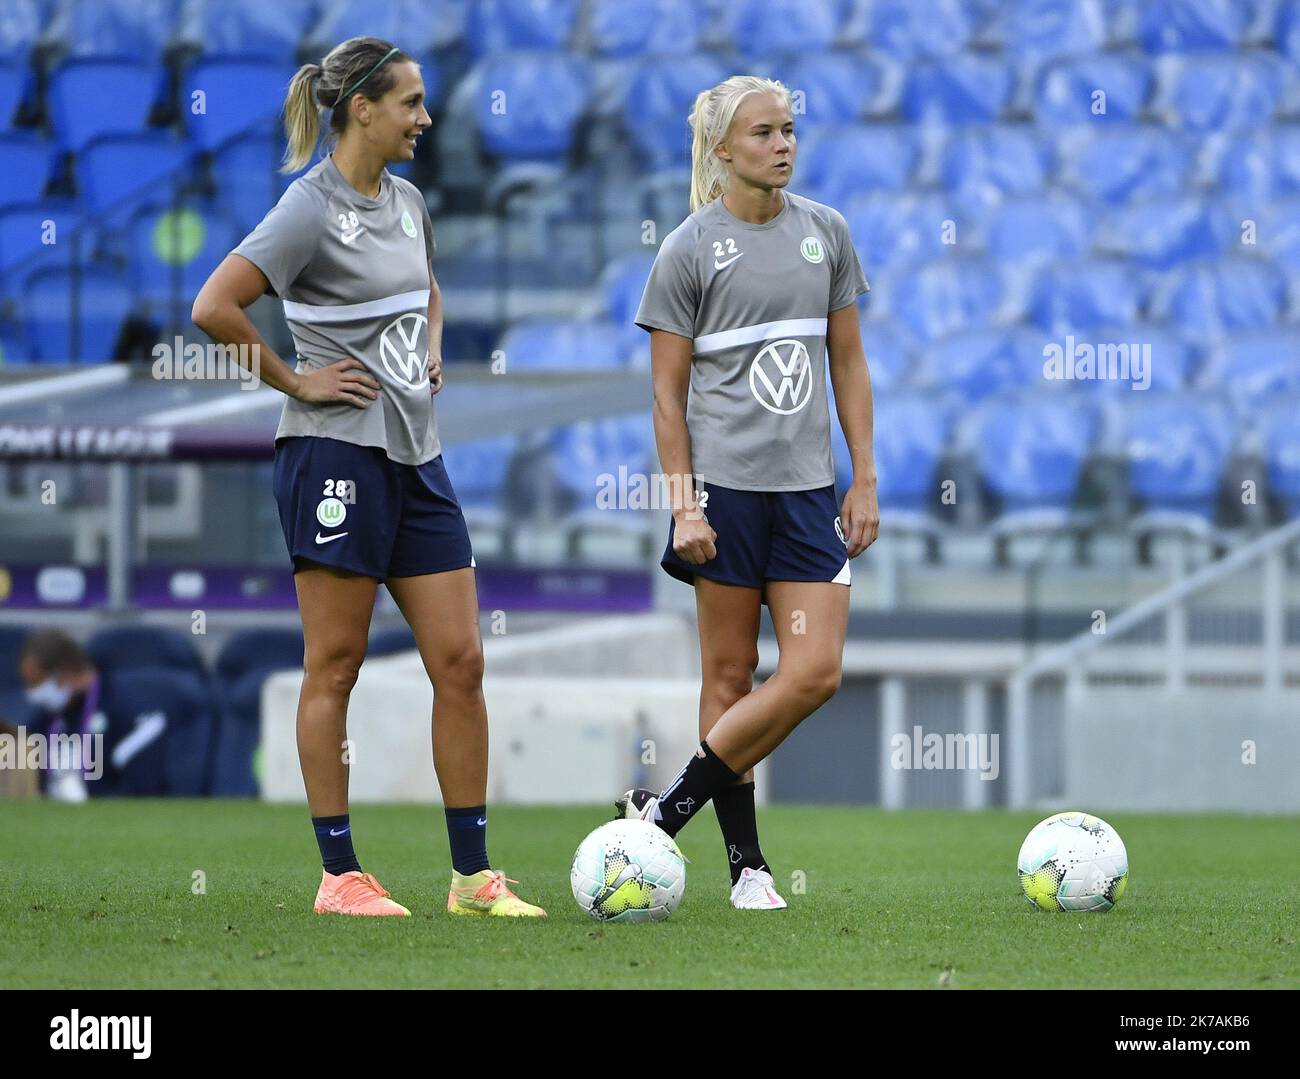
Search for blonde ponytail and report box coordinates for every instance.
[688,75,792,212]
[281,63,323,174]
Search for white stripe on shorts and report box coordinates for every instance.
[693,317,828,354]
[282,288,431,324]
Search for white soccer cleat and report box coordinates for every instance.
[730,867,788,910]
[613,787,659,822]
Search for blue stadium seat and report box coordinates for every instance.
[1138,0,1252,52]
[208,669,262,797]
[0,319,33,365]
[317,0,462,63]
[215,628,304,685]
[1058,126,1191,205]
[476,51,591,161]
[499,319,626,370]
[724,0,844,55]
[368,626,417,656]
[86,625,208,682]
[182,61,297,151]
[1280,0,1300,62]
[1163,54,1286,131]
[440,435,515,509]
[902,55,1012,124]
[976,397,1098,512]
[752,50,881,124]
[985,196,1089,265]
[0,623,36,726]
[600,250,655,326]
[920,329,1024,402]
[1215,127,1300,202]
[836,392,953,511]
[0,132,54,210]
[1036,53,1152,125]
[857,319,913,391]
[0,60,28,126]
[1097,198,1229,269]
[1028,260,1143,334]
[798,125,917,206]
[589,0,704,55]
[206,628,301,797]
[1264,404,1300,518]
[843,192,928,271]
[127,199,239,311]
[0,0,41,62]
[1201,332,1300,407]
[870,0,976,59]
[181,0,316,62]
[78,133,195,215]
[550,413,656,504]
[209,131,298,232]
[23,265,134,362]
[999,0,1107,61]
[1258,198,1300,270]
[62,0,179,62]
[892,258,1005,342]
[95,667,216,797]
[467,0,581,56]
[939,125,1052,202]
[48,60,161,153]
[0,201,80,300]
[1124,396,1235,520]
[623,53,726,168]
[1157,259,1286,338]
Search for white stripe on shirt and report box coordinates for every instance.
[282,289,431,325]
[693,317,828,354]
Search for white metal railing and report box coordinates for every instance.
[1004,517,1300,806]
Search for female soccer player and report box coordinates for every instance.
[192,37,544,918]
[620,75,879,909]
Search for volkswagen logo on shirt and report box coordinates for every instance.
[749,338,812,415]
[378,312,429,387]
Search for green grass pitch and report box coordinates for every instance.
[2,801,1296,989]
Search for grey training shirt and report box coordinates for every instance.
[634,190,869,491]
[233,153,440,465]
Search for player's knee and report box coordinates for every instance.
[702,653,759,704]
[782,661,842,709]
[305,651,366,699]
[429,639,484,697]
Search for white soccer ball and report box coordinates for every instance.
[1017,811,1129,912]
[570,819,686,922]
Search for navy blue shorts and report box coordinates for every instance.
[661,481,851,593]
[272,436,474,580]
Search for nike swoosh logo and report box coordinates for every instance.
[340,228,365,245]
[329,827,350,837]
[611,863,641,890]
[714,253,743,270]
[315,531,347,544]
[476,817,486,826]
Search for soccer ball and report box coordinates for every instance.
[571,819,686,922]
[1017,811,1128,913]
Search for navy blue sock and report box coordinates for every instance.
[312,813,361,876]
[445,805,490,875]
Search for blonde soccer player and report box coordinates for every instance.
[618,75,879,910]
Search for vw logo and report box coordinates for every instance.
[378,312,429,387]
[749,338,812,415]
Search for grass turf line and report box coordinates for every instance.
[1,801,1296,989]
